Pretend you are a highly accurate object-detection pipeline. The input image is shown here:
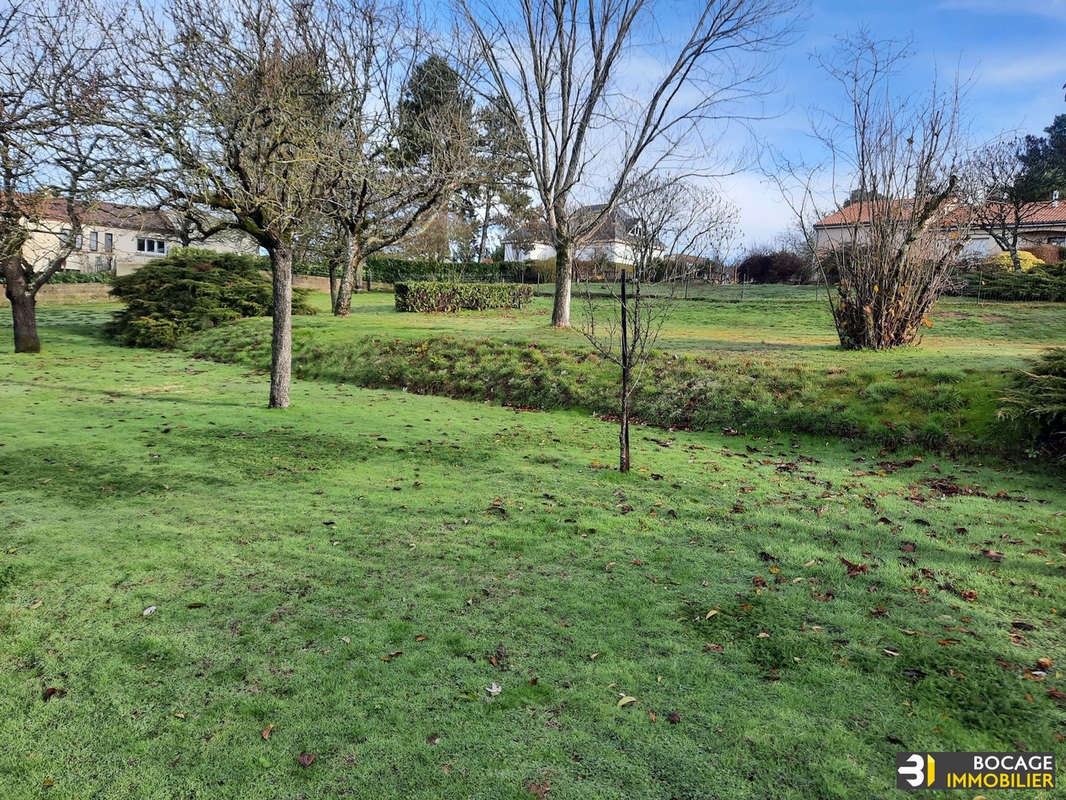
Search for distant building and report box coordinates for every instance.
[502,204,665,268]
[21,198,259,276]
[812,198,1066,260]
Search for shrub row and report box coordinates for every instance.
[1,269,114,285]
[107,248,313,349]
[294,257,533,283]
[394,281,533,312]
[951,263,1066,301]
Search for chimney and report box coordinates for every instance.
[1054,190,1060,208]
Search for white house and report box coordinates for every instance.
[22,198,259,276]
[502,204,665,267]
[813,198,1066,259]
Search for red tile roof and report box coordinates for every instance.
[813,201,1066,229]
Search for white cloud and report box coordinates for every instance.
[714,172,794,251]
[978,54,1066,87]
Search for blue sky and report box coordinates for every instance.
[722,0,1066,246]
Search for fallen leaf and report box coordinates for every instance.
[667,710,681,724]
[1048,688,1066,703]
[28,600,43,610]
[486,682,502,696]
[142,605,157,617]
[648,710,657,722]
[704,609,718,619]
[840,557,868,578]
[414,635,428,642]
[42,687,64,702]
[757,631,770,638]
[617,696,637,707]
[262,724,274,740]
[297,752,315,767]
[426,734,440,745]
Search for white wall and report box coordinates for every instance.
[22,219,259,276]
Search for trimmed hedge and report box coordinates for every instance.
[394,281,533,312]
[0,269,113,285]
[107,248,314,349]
[294,256,536,283]
[952,263,1066,302]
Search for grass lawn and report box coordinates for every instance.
[1,305,1065,798]
[182,286,1066,455]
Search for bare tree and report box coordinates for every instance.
[321,13,475,316]
[579,175,737,471]
[774,33,969,350]
[961,136,1045,272]
[1,0,118,352]
[118,0,342,407]
[461,0,796,328]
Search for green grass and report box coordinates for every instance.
[1,306,1065,799]
[177,287,1066,455]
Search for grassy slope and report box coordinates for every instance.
[183,288,1066,454]
[1,309,1065,799]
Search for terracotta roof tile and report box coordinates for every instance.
[814,200,1066,229]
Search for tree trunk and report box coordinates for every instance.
[269,243,294,409]
[1010,248,1022,273]
[552,240,573,327]
[476,188,491,262]
[619,269,631,472]
[328,260,338,310]
[333,230,362,317]
[6,278,41,354]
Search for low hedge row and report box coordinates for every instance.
[394,281,533,312]
[294,257,532,283]
[952,263,1066,302]
[1,269,114,285]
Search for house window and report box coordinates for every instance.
[75,233,83,249]
[136,238,166,254]
[104,233,113,251]
[60,228,72,246]
[89,231,98,251]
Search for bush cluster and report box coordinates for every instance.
[737,250,810,284]
[999,348,1066,461]
[953,262,1066,301]
[985,250,1045,272]
[107,248,314,348]
[394,281,533,312]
